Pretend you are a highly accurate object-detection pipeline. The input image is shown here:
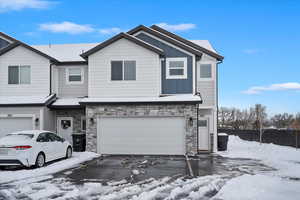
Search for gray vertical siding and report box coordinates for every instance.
[57,65,88,98]
[136,33,193,94]
[0,38,9,49]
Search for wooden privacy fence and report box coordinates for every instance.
[218,129,299,149]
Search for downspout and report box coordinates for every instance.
[216,60,223,130]
[196,103,199,154]
[49,62,53,96]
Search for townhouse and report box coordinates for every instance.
[0,25,223,155]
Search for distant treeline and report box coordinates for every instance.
[218,104,300,130]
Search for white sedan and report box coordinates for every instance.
[0,130,72,168]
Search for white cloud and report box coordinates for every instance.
[0,0,55,12]
[242,49,261,54]
[243,82,300,94]
[155,23,196,31]
[39,21,94,34]
[99,27,122,35]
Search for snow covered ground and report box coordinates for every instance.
[0,136,299,199]
[215,136,300,200]
[0,152,99,184]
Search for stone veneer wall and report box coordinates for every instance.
[86,104,198,155]
[55,109,85,134]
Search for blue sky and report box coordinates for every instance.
[1,0,299,115]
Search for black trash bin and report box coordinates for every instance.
[218,133,228,151]
[72,134,86,152]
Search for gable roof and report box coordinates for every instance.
[150,25,224,61]
[81,32,164,59]
[0,32,58,62]
[189,40,217,53]
[0,32,18,43]
[32,43,99,62]
[127,25,203,57]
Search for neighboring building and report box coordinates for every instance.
[0,25,223,155]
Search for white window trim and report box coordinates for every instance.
[8,65,31,85]
[110,60,137,81]
[66,67,84,85]
[198,62,214,81]
[166,57,187,79]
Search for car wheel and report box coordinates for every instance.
[66,147,72,159]
[35,153,45,168]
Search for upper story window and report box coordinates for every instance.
[8,65,31,84]
[166,57,187,79]
[66,67,84,84]
[111,60,136,81]
[199,64,212,79]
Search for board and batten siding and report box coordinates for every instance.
[197,54,217,107]
[0,46,50,96]
[55,65,88,98]
[135,32,193,94]
[88,38,160,97]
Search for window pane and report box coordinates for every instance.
[69,68,81,75]
[169,61,184,68]
[111,61,123,80]
[8,66,19,84]
[198,120,207,127]
[169,69,184,76]
[20,66,31,84]
[68,68,82,82]
[69,75,82,82]
[200,64,212,78]
[124,61,136,80]
[82,118,86,131]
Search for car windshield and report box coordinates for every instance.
[3,134,34,140]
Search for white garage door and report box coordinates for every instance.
[0,117,33,139]
[97,117,186,155]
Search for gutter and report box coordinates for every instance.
[216,60,223,132]
[49,62,53,95]
[79,100,202,106]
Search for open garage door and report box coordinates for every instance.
[97,117,186,155]
[0,117,33,139]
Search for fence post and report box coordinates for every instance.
[296,131,298,150]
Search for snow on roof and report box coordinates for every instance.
[31,43,99,62]
[51,98,82,106]
[29,39,218,62]
[30,40,215,62]
[80,94,202,104]
[0,94,55,105]
[189,40,217,53]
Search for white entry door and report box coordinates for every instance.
[198,118,209,151]
[98,117,186,155]
[57,117,73,145]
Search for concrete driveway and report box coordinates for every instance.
[55,154,273,185]
[57,155,190,184]
[0,154,274,199]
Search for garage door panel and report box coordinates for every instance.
[98,117,185,155]
[0,117,33,138]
